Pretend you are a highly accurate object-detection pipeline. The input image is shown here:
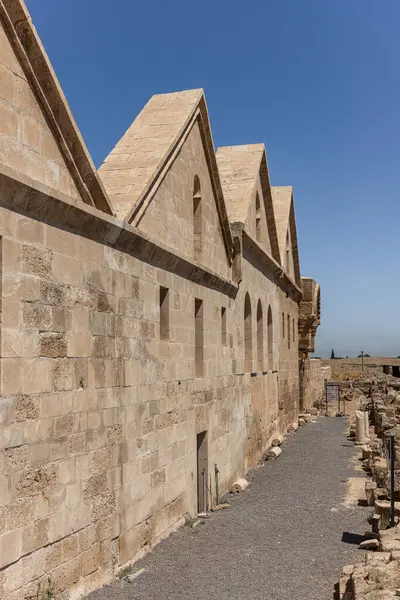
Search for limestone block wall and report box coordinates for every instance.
[0,22,80,202]
[237,258,283,470]
[302,358,331,410]
[136,121,231,282]
[0,206,297,600]
[277,290,299,426]
[245,176,272,257]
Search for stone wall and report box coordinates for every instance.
[0,21,80,202]
[0,201,300,599]
[302,359,331,410]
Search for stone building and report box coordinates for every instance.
[0,2,324,598]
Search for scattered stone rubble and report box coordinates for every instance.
[228,412,318,496]
[262,412,316,460]
[338,374,400,599]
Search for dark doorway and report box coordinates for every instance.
[196,431,208,514]
[393,366,400,378]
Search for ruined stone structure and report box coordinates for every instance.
[0,2,323,598]
[298,278,325,410]
[322,357,400,380]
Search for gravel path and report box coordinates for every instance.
[88,417,369,600]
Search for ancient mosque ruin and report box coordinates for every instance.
[0,1,327,598]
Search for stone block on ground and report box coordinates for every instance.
[362,445,372,460]
[210,503,230,511]
[231,478,249,493]
[298,413,312,423]
[271,434,283,447]
[359,538,379,550]
[375,501,400,525]
[365,481,377,506]
[265,447,282,460]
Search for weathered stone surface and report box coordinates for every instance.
[0,3,326,598]
[298,413,312,423]
[265,447,282,460]
[4,445,29,473]
[359,538,379,549]
[271,434,283,447]
[15,464,57,497]
[231,478,249,493]
[355,411,366,444]
[39,332,67,358]
[14,394,39,421]
[365,481,377,506]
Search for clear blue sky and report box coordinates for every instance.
[26,0,400,358]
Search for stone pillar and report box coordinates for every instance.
[364,410,369,439]
[356,410,366,445]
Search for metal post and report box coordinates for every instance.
[390,432,396,527]
[361,351,364,372]
[326,384,328,416]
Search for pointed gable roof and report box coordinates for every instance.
[99,88,235,263]
[271,186,301,286]
[0,0,113,214]
[216,144,280,264]
[99,89,201,221]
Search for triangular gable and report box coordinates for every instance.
[0,0,113,214]
[271,186,301,286]
[99,89,234,264]
[216,144,280,264]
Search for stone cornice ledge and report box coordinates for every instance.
[0,165,238,298]
[242,229,302,301]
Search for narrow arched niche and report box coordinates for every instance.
[244,293,252,372]
[193,175,202,261]
[257,299,263,372]
[267,305,273,371]
[255,193,261,243]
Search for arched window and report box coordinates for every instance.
[287,314,291,349]
[193,176,202,261]
[257,300,263,372]
[244,293,252,372]
[255,193,261,243]
[267,306,273,371]
[285,231,290,273]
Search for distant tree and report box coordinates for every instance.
[346,356,349,359]
[358,352,370,358]
[330,349,335,359]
